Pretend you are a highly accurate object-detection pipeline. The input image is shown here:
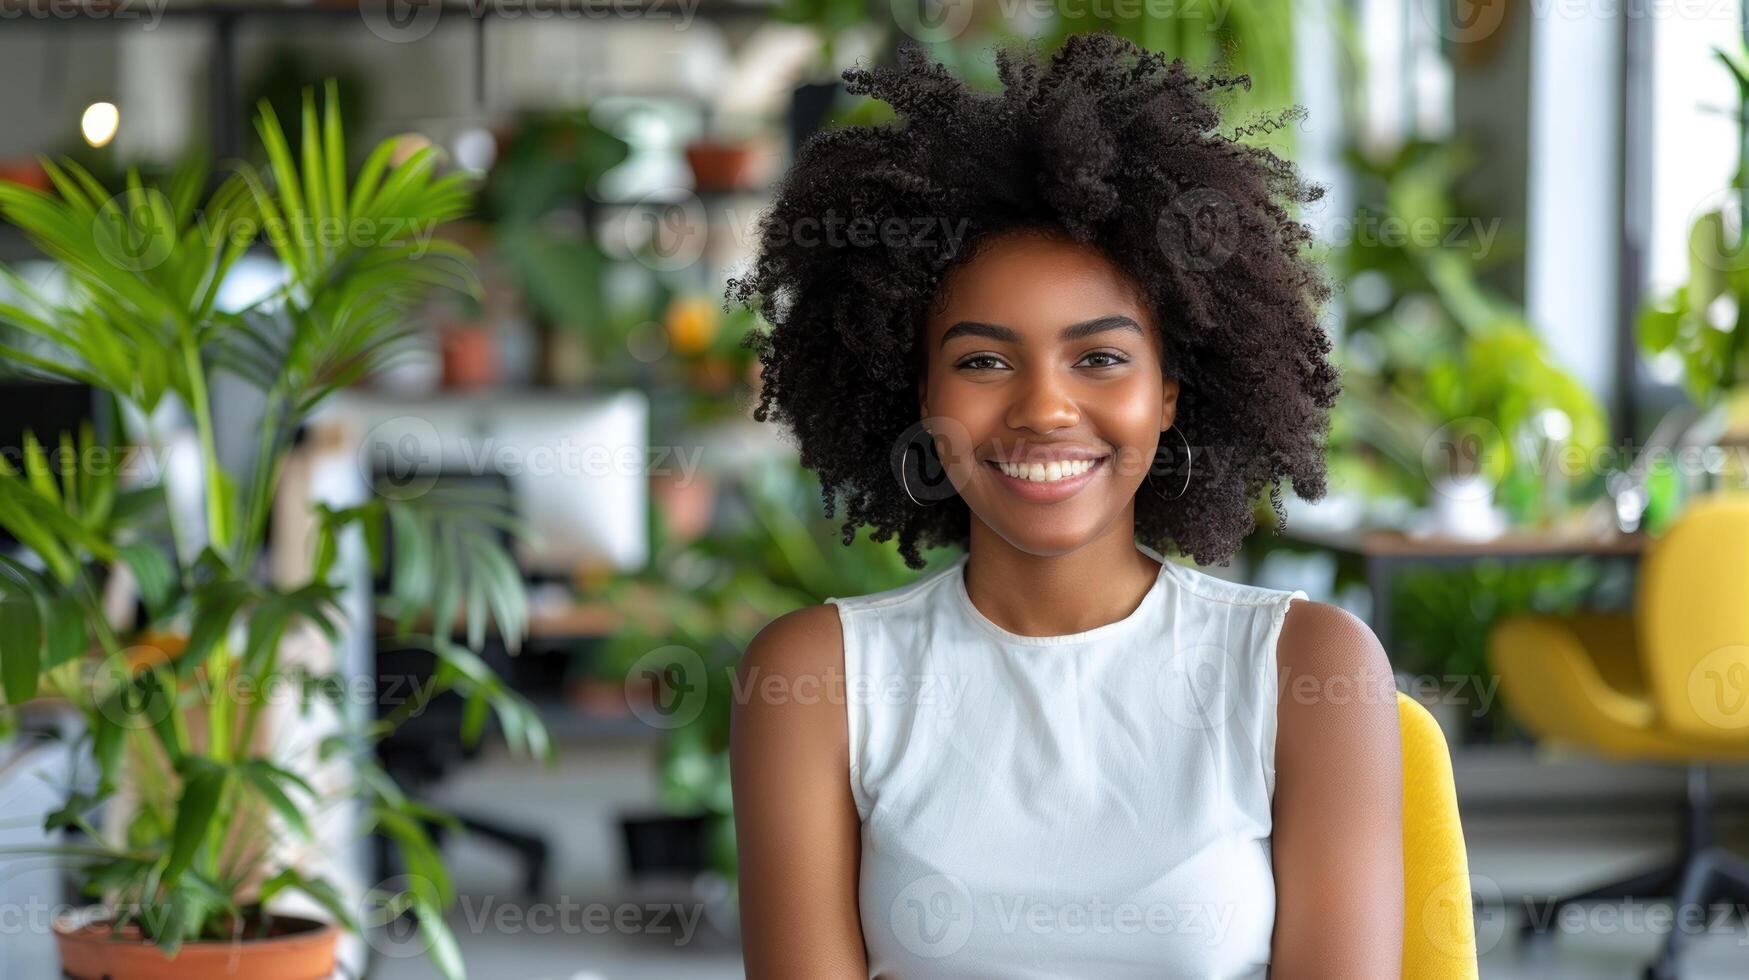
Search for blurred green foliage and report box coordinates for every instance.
[590,460,956,879]
[1329,137,1609,525]
[1638,42,1749,406]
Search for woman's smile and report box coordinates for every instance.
[983,453,1110,503]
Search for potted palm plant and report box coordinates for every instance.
[0,83,546,979]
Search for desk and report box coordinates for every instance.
[1276,526,1650,653]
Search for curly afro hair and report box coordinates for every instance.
[726,32,1341,570]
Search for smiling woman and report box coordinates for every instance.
[726,32,1404,980]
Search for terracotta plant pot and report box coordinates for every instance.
[54,909,339,980]
[684,140,767,192]
[440,323,499,389]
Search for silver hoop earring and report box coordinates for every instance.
[1152,423,1192,501]
[901,439,943,508]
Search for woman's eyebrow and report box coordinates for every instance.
[939,314,1143,348]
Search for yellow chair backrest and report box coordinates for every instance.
[1638,493,1749,739]
[1397,691,1478,979]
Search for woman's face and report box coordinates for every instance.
[919,228,1180,556]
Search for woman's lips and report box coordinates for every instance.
[984,455,1108,503]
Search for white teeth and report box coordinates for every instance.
[994,457,1098,482]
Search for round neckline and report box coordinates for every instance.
[951,543,1174,647]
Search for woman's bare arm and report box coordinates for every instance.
[730,603,869,978]
[1269,599,1405,977]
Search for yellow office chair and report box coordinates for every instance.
[1398,691,1480,979]
[1488,492,1749,979]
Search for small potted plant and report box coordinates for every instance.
[0,83,546,979]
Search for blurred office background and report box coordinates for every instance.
[3,0,1749,977]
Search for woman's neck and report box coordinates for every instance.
[960,517,1163,638]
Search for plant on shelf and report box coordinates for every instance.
[0,82,546,980]
[477,106,634,383]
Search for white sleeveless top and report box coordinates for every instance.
[825,542,1308,979]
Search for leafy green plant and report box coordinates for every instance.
[1328,136,1609,525]
[477,106,635,375]
[1391,558,1605,740]
[1638,42,1749,406]
[0,82,546,978]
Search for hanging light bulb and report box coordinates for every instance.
[81,102,119,148]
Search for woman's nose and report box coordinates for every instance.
[1004,372,1080,434]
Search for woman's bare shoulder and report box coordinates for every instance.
[733,604,849,743]
[740,604,846,683]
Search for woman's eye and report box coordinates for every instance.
[1079,351,1129,368]
[956,354,1007,371]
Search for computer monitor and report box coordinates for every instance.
[333,389,650,576]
